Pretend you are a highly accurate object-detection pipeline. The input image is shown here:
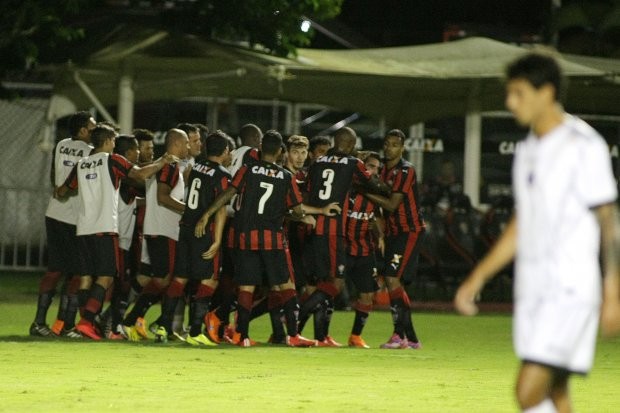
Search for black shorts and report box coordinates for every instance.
[383,230,425,285]
[234,249,294,287]
[77,233,119,277]
[141,235,176,278]
[173,225,220,281]
[45,217,80,274]
[307,234,347,281]
[346,254,380,294]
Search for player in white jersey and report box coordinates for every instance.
[30,111,95,338]
[455,53,620,413]
[121,128,189,340]
[56,124,176,340]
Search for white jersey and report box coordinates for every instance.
[45,138,93,225]
[67,152,134,236]
[117,185,137,251]
[142,163,184,240]
[512,115,617,304]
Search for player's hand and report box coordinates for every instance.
[161,153,180,164]
[454,275,483,316]
[202,241,221,260]
[377,237,385,256]
[601,298,620,338]
[322,202,341,216]
[195,215,210,238]
[300,214,317,228]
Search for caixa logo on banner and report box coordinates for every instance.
[498,141,619,157]
[404,138,444,153]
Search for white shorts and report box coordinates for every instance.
[513,296,600,374]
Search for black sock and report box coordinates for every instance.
[282,295,299,337]
[250,298,268,321]
[323,297,335,337]
[159,295,181,333]
[298,290,330,334]
[189,296,211,337]
[84,284,106,323]
[77,288,89,312]
[352,309,369,336]
[390,297,406,339]
[123,293,159,326]
[403,307,419,342]
[63,294,79,330]
[312,299,329,341]
[34,292,54,325]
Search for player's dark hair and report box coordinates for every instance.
[385,129,406,144]
[506,53,563,101]
[261,130,283,156]
[90,124,117,148]
[309,135,331,152]
[176,123,199,135]
[205,130,231,157]
[133,128,154,142]
[114,135,138,157]
[68,111,92,137]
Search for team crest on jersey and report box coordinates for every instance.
[251,165,284,179]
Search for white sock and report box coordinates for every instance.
[523,398,556,413]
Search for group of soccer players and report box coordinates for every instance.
[30,112,426,349]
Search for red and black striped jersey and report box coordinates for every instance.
[284,167,311,252]
[380,158,424,236]
[181,160,231,228]
[232,160,302,250]
[305,150,371,236]
[345,192,378,256]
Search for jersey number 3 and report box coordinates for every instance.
[319,168,335,200]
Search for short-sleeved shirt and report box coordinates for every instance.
[380,158,424,236]
[46,138,93,225]
[512,115,617,304]
[345,191,378,257]
[181,160,231,228]
[143,163,184,240]
[232,160,302,250]
[305,150,371,236]
[65,152,133,235]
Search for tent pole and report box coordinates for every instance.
[464,109,481,207]
[118,74,134,134]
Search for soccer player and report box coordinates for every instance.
[56,124,176,340]
[154,130,232,345]
[122,129,189,340]
[455,53,620,413]
[364,129,425,349]
[195,130,339,347]
[298,127,389,346]
[306,135,332,166]
[134,128,155,166]
[345,152,384,348]
[31,111,95,338]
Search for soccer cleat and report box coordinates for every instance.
[315,339,333,347]
[172,331,187,342]
[29,322,53,337]
[380,333,409,349]
[223,330,241,345]
[268,334,287,345]
[186,333,217,347]
[106,331,125,340]
[154,326,169,343]
[204,311,222,344]
[134,317,149,339]
[51,319,65,336]
[348,334,370,349]
[61,328,83,339]
[286,334,317,347]
[76,319,102,340]
[237,337,257,347]
[407,340,422,349]
[323,336,343,347]
[123,325,140,342]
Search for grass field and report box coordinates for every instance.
[1,273,618,413]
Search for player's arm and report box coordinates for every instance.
[54,164,79,199]
[454,214,517,316]
[293,202,342,219]
[364,192,404,213]
[128,154,178,182]
[156,182,185,214]
[594,203,620,337]
[202,205,228,260]
[195,186,237,238]
[371,215,385,256]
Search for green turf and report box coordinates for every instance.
[0,273,618,412]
